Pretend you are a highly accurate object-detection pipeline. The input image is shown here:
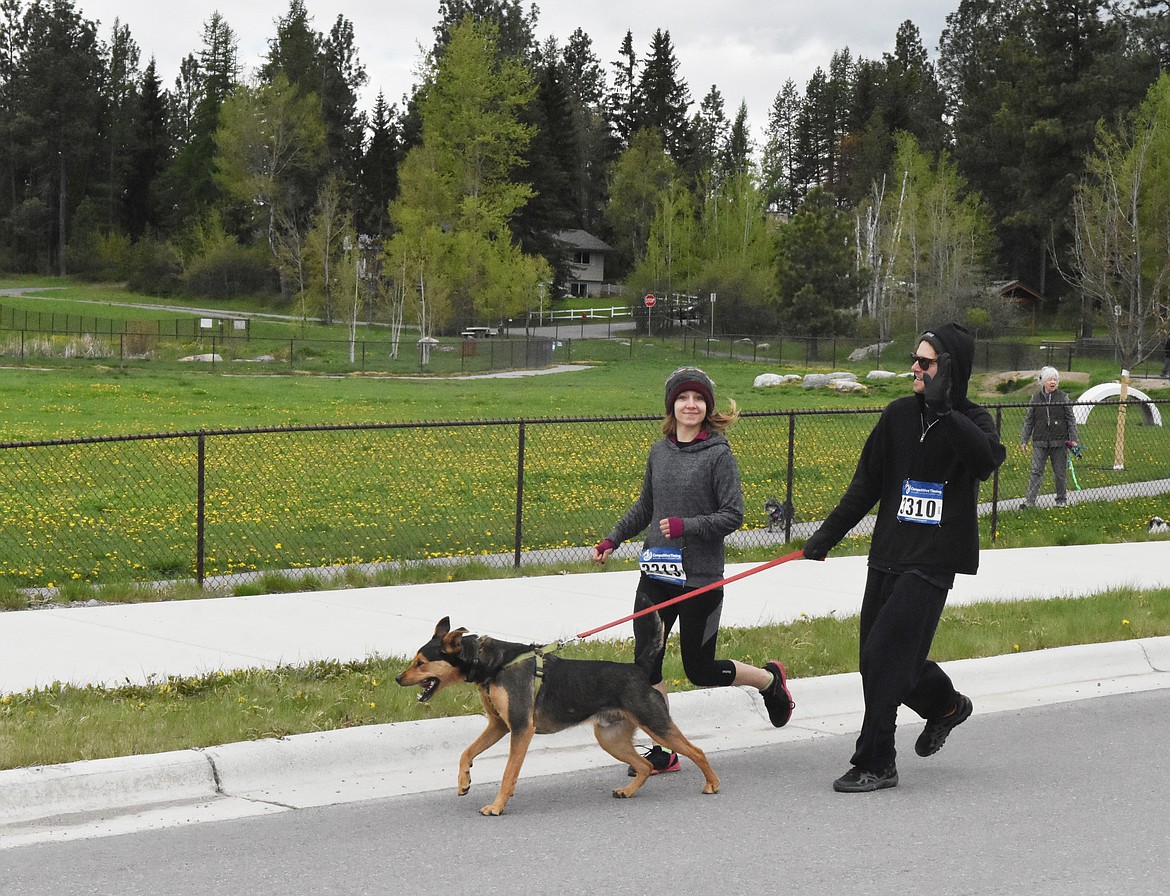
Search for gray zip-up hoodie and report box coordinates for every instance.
[604,432,744,587]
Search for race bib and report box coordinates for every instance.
[639,547,686,585]
[898,479,944,526]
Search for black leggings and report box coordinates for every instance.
[632,574,736,688]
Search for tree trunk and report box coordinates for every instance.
[57,153,68,276]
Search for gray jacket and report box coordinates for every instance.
[1021,388,1079,446]
[605,432,744,587]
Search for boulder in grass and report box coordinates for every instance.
[179,353,222,362]
[848,341,894,362]
[753,373,802,387]
[866,370,899,380]
[834,380,868,394]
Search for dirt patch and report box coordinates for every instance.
[977,370,1091,397]
[977,370,1168,397]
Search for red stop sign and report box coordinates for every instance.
[644,294,656,307]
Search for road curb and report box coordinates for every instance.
[3,636,1169,844]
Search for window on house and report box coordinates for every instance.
[573,251,590,265]
[569,282,588,297]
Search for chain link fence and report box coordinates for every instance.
[2,398,1167,594]
[5,316,1170,380]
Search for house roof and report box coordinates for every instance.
[994,279,1047,305]
[554,229,613,253]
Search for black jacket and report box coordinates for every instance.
[813,324,1007,576]
[1021,388,1079,446]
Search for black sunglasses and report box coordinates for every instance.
[910,355,937,369]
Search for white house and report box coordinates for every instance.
[555,230,616,298]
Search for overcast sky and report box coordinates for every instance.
[73,0,956,142]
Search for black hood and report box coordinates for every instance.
[919,323,975,408]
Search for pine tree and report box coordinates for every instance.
[7,0,104,273]
[123,58,169,239]
[761,79,801,215]
[608,29,638,148]
[356,91,400,235]
[634,29,693,164]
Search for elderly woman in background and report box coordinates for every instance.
[1020,366,1079,508]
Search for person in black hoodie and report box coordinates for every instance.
[803,324,1006,792]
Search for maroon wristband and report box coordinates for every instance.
[666,517,684,539]
[595,539,616,555]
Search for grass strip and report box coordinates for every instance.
[2,587,1166,770]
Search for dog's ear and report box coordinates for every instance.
[434,617,451,637]
[441,627,472,657]
[440,629,480,665]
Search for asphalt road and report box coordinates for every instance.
[4,688,1166,896]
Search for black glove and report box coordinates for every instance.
[802,528,833,561]
[923,352,953,416]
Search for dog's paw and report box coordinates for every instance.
[479,804,505,816]
[611,785,638,799]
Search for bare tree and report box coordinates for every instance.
[856,171,907,342]
[1060,84,1170,369]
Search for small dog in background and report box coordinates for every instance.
[764,497,792,532]
[1148,516,1170,535]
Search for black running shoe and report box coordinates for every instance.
[833,764,899,792]
[915,693,973,757]
[627,744,681,777]
[761,660,795,727]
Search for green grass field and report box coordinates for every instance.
[1,281,1168,594]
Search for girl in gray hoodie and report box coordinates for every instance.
[592,367,794,773]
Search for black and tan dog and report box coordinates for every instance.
[395,617,720,816]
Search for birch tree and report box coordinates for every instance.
[1062,74,1170,367]
[215,72,326,296]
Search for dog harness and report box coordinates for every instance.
[501,640,574,676]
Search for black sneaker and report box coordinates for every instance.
[915,693,973,757]
[627,745,681,777]
[833,764,898,792]
[761,660,795,727]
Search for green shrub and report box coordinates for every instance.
[183,241,277,300]
[128,236,183,295]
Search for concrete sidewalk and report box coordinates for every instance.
[2,542,1169,848]
[2,542,1168,694]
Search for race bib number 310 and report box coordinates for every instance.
[640,547,686,585]
[898,479,944,525]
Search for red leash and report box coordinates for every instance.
[574,549,806,640]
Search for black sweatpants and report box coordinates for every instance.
[851,567,959,771]
[632,574,736,688]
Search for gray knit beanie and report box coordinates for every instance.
[665,366,715,413]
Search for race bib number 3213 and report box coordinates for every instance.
[639,547,686,585]
[897,479,944,526]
